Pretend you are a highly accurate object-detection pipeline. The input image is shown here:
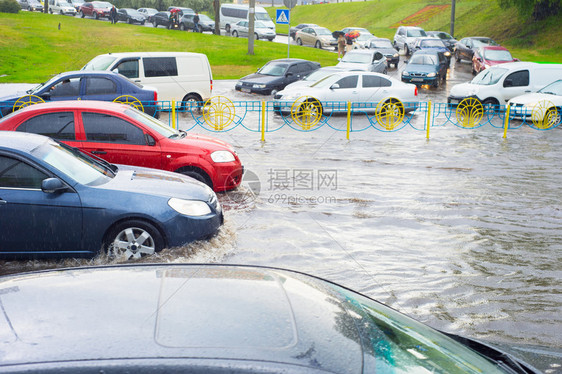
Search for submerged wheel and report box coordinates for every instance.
[178,167,213,188]
[106,220,164,260]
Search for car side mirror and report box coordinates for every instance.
[145,133,156,146]
[286,72,294,77]
[40,92,51,99]
[42,178,67,194]
[330,83,340,90]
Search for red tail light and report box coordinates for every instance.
[153,90,157,101]
[414,86,418,96]
[210,79,213,93]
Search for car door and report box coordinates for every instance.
[14,111,82,149]
[500,70,530,103]
[78,111,162,169]
[322,74,360,102]
[369,51,386,73]
[40,77,81,102]
[301,28,313,45]
[0,153,82,253]
[240,21,249,37]
[80,76,119,102]
[358,74,393,103]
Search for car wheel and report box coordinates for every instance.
[79,10,84,17]
[225,24,230,33]
[545,107,561,127]
[382,67,388,74]
[177,167,213,189]
[60,10,63,14]
[141,21,145,25]
[27,6,31,10]
[180,23,185,30]
[254,33,259,40]
[181,93,203,112]
[232,30,238,37]
[315,41,322,49]
[405,45,410,56]
[49,8,52,13]
[455,52,461,62]
[433,77,440,88]
[297,38,303,45]
[94,12,99,19]
[482,98,499,113]
[105,220,164,260]
[153,20,157,27]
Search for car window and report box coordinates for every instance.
[334,75,358,89]
[0,155,48,189]
[84,77,116,95]
[504,70,529,87]
[144,57,178,77]
[49,77,80,98]
[82,112,146,145]
[16,112,75,140]
[115,59,139,79]
[362,75,391,88]
[287,65,300,75]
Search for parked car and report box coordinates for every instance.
[274,71,419,114]
[0,263,546,372]
[352,31,375,49]
[336,49,387,73]
[283,66,348,90]
[341,26,370,34]
[448,62,562,109]
[472,45,518,75]
[508,79,562,125]
[117,8,145,24]
[0,101,244,192]
[235,58,320,95]
[426,30,457,51]
[79,1,112,19]
[454,36,499,62]
[0,71,158,117]
[230,20,275,41]
[289,23,318,40]
[137,7,157,22]
[48,0,75,15]
[0,132,223,259]
[412,37,452,65]
[180,13,214,32]
[393,25,428,56]
[69,0,83,11]
[295,26,336,49]
[366,37,400,68]
[19,0,43,11]
[152,11,171,28]
[401,49,448,88]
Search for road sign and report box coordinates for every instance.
[276,9,289,25]
[283,0,297,9]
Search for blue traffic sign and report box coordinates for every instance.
[276,9,289,25]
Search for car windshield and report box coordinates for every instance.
[315,28,332,36]
[329,283,509,373]
[258,63,288,76]
[310,74,341,88]
[304,69,338,82]
[538,80,562,95]
[341,52,372,64]
[82,55,117,71]
[407,29,427,37]
[356,33,373,41]
[471,67,508,85]
[32,141,114,186]
[409,54,438,65]
[483,49,513,61]
[432,32,452,39]
[255,13,270,21]
[127,9,142,16]
[420,39,445,48]
[473,38,498,47]
[199,14,212,21]
[93,1,112,8]
[124,108,181,139]
[27,75,66,94]
[370,40,393,49]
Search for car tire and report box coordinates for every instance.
[181,93,203,112]
[482,98,499,112]
[180,23,186,30]
[455,52,461,62]
[232,30,238,37]
[315,41,322,49]
[433,77,440,88]
[254,33,259,40]
[60,10,63,14]
[79,10,84,17]
[105,220,164,260]
[225,24,230,33]
[405,45,410,56]
[297,38,303,46]
[94,12,99,19]
[177,167,213,189]
[49,8,52,13]
[153,20,157,27]
[141,21,145,25]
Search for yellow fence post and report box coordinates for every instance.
[261,101,266,142]
[503,105,511,139]
[346,102,351,140]
[426,100,432,139]
[171,100,176,129]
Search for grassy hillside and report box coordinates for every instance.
[270,0,562,63]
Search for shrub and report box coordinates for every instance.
[0,0,20,13]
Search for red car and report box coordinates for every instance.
[0,101,243,192]
[79,1,112,19]
[471,46,518,75]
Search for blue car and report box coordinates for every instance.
[0,132,222,260]
[401,49,449,88]
[412,37,452,65]
[0,71,158,117]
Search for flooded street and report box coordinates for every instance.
[1,60,561,363]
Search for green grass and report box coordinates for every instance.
[1,0,561,83]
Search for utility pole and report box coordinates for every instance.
[248,0,255,55]
[450,0,456,37]
[214,0,221,36]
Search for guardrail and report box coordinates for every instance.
[1,96,560,140]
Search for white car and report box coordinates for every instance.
[273,71,419,113]
[336,49,387,73]
[508,79,562,126]
[352,31,375,49]
[283,66,348,91]
[231,20,275,41]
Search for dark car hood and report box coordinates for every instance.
[405,63,439,74]
[239,73,283,85]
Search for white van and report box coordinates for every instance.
[220,4,275,34]
[448,62,562,107]
[48,0,76,15]
[82,52,213,104]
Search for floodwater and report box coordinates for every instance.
[1,61,561,369]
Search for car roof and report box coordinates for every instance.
[411,49,441,56]
[3,100,130,116]
[0,131,50,152]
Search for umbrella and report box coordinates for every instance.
[332,30,345,39]
[348,30,360,38]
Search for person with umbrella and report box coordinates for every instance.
[345,30,360,53]
[333,31,346,58]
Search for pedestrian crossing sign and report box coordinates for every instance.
[276,9,289,24]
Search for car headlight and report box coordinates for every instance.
[427,72,436,77]
[168,198,211,216]
[402,71,409,76]
[444,51,451,57]
[253,84,266,88]
[211,150,235,163]
[393,53,399,57]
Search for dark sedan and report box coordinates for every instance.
[180,13,214,32]
[117,8,146,24]
[152,11,171,28]
[235,58,321,95]
[0,263,545,373]
[454,36,499,63]
[0,71,158,117]
[427,30,457,51]
[402,49,449,88]
[366,37,400,68]
[0,132,222,259]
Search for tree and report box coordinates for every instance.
[499,0,560,20]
